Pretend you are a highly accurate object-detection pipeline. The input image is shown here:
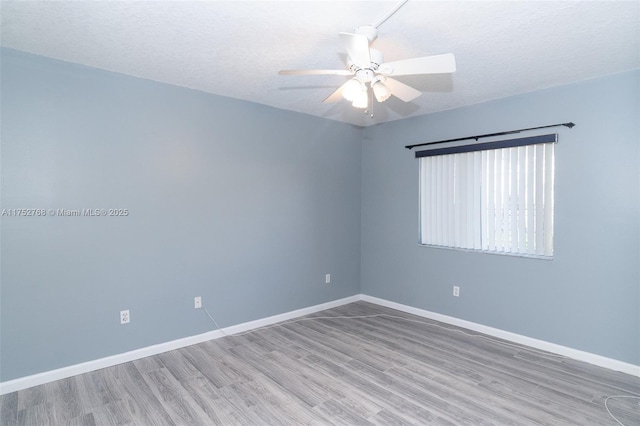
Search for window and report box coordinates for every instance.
[419,134,555,258]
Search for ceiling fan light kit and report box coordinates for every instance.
[342,78,365,102]
[372,77,392,102]
[278,0,456,115]
[351,90,369,109]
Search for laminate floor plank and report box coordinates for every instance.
[299,353,393,419]
[15,384,45,411]
[220,377,318,426]
[358,316,602,409]
[0,390,18,426]
[331,319,488,385]
[282,322,400,373]
[226,345,333,409]
[4,301,639,425]
[370,408,416,426]
[74,368,123,411]
[345,359,501,426]
[206,390,267,426]
[178,344,244,389]
[132,355,165,374]
[47,377,87,424]
[385,366,537,426]
[155,349,202,383]
[355,316,520,371]
[16,401,57,426]
[242,333,279,354]
[222,382,312,426]
[176,376,232,425]
[268,348,387,422]
[314,324,412,369]
[477,378,582,425]
[256,328,306,355]
[480,350,610,403]
[111,363,176,425]
[63,412,97,426]
[319,320,487,391]
[304,352,439,424]
[238,377,335,426]
[88,399,134,426]
[219,384,286,426]
[313,398,374,426]
[272,323,355,365]
[215,353,261,385]
[142,367,212,425]
[264,350,348,401]
[193,339,232,360]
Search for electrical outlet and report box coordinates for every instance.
[120,309,130,324]
[453,286,460,297]
[325,274,331,284]
[194,296,202,309]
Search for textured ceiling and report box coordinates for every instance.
[2,1,639,127]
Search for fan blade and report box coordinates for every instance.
[383,77,422,102]
[322,82,347,103]
[279,69,354,76]
[381,53,456,76]
[339,32,371,68]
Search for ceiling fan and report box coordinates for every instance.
[278,1,456,112]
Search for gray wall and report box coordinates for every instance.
[0,49,363,381]
[2,47,638,382]
[361,69,640,365]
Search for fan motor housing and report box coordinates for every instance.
[355,68,376,83]
[355,25,378,43]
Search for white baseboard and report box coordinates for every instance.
[0,295,361,395]
[360,294,640,378]
[3,293,637,395]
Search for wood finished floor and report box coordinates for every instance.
[1,301,639,425]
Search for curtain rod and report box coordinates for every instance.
[405,122,575,150]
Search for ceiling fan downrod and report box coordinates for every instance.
[373,0,409,29]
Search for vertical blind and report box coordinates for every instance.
[418,134,555,257]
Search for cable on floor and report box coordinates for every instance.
[205,307,562,358]
[604,395,640,426]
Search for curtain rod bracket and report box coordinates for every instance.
[405,122,575,150]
